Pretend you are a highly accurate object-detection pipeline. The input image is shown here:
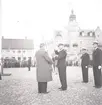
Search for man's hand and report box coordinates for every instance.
[55,55,58,57]
[98,65,102,69]
[85,66,88,68]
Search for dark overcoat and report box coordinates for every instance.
[28,59,31,67]
[92,48,102,86]
[81,53,90,82]
[55,49,67,88]
[81,53,90,66]
[55,49,67,68]
[35,49,53,82]
[92,48,102,67]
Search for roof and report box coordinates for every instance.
[2,38,34,50]
[79,29,94,33]
[79,29,95,37]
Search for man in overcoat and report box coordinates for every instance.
[54,43,67,91]
[28,57,31,71]
[81,48,90,83]
[35,43,53,94]
[92,41,102,88]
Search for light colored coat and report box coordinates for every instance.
[35,49,53,82]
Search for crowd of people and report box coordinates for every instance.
[35,40,102,94]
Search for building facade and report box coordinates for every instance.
[2,37,34,61]
[54,10,102,56]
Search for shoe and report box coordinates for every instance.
[93,86,101,88]
[42,91,50,94]
[58,87,62,89]
[60,88,67,91]
[82,81,88,83]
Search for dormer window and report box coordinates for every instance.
[90,32,93,36]
[82,32,85,36]
[80,31,85,36]
[93,32,95,37]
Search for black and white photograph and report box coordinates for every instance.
[0,0,102,105]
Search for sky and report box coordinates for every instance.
[1,0,102,46]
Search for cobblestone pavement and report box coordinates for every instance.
[0,67,102,105]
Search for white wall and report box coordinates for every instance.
[2,49,34,60]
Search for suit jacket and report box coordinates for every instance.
[35,49,53,82]
[81,53,90,66]
[92,48,102,66]
[55,49,67,68]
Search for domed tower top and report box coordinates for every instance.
[69,10,76,22]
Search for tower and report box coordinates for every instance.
[54,31,63,46]
[67,10,80,54]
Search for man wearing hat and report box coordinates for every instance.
[81,47,90,83]
[92,40,102,88]
[54,43,67,91]
[35,43,53,94]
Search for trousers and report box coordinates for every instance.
[58,66,67,89]
[93,66,102,87]
[81,66,88,82]
[38,82,47,93]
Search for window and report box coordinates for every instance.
[28,57,32,60]
[82,32,85,36]
[88,31,93,36]
[80,32,82,36]
[90,32,93,36]
[64,44,70,47]
[7,50,10,52]
[18,50,21,53]
[13,50,15,53]
[18,57,21,61]
[80,31,85,36]
[88,31,95,37]
[23,50,25,53]
[12,57,15,59]
[23,57,26,60]
[93,32,95,37]
[80,41,82,44]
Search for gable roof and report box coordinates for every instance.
[2,38,34,50]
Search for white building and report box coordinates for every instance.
[1,37,34,61]
[54,10,102,55]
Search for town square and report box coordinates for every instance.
[1,67,102,105]
[1,0,102,105]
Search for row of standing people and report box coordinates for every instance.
[81,41,102,88]
[35,40,102,94]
